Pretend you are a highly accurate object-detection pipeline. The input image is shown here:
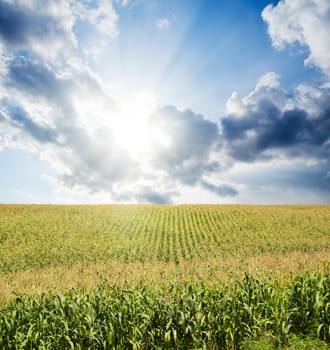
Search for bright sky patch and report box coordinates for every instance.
[0,0,329,204]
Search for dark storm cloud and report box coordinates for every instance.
[150,105,221,185]
[221,95,330,162]
[200,180,238,197]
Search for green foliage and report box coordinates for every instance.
[0,273,329,349]
[242,336,329,350]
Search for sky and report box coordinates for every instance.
[0,0,329,204]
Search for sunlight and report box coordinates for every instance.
[112,89,167,156]
[73,87,169,156]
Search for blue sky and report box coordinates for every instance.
[0,0,329,204]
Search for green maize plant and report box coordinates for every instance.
[0,273,329,349]
[289,273,330,341]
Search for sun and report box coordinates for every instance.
[111,89,167,156]
[73,86,169,157]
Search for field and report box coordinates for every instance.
[0,204,329,348]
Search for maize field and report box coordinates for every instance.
[0,204,329,348]
[1,273,330,349]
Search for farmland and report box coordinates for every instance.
[0,204,329,348]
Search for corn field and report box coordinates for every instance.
[0,205,329,271]
[0,273,329,349]
[0,205,329,348]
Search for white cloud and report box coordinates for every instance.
[0,0,329,204]
[0,47,231,203]
[0,0,119,64]
[157,15,175,29]
[226,72,288,118]
[115,0,130,6]
[256,72,281,89]
[71,0,118,37]
[262,0,330,75]
[226,92,247,117]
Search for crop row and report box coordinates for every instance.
[0,205,329,273]
[0,272,329,349]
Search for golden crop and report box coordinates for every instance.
[0,204,329,298]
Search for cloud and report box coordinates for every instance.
[4,56,72,106]
[221,0,330,201]
[200,180,238,197]
[157,15,175,29]
[0,48,203,203]
[221,74,330,163]
[0,0,118,62]
[115,0,131,7]
[228,159,330,203]
[0,53,138,197]
[71,0,118,37]
[149,105,221,186]
[59,127,137,188]
[135,187,177,204]
[0,99,58,144]
[0,0,76,61]
[262,0,330,75]
[0,103,137,196]
[256,72,281,89]
[1,0,329,204]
